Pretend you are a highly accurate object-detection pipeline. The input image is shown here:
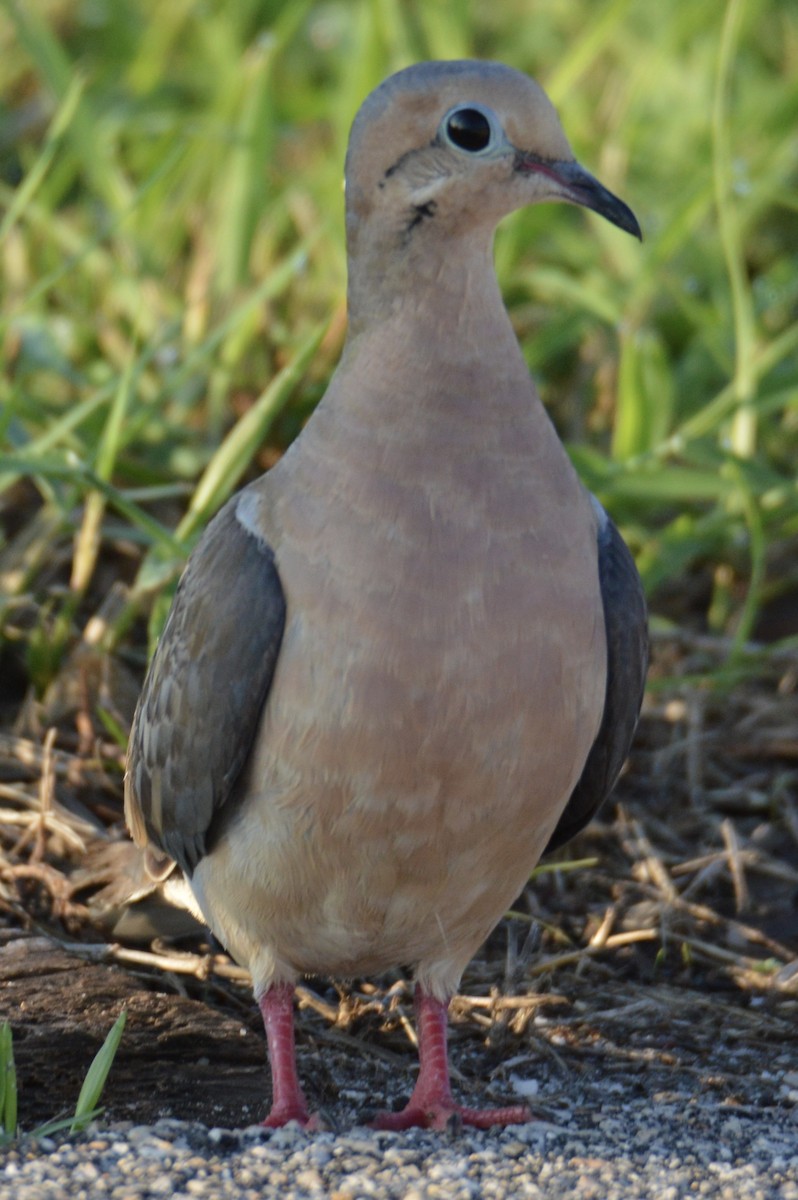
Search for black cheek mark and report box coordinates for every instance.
[405,199,438,235]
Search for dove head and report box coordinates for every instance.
[343,61,639,323]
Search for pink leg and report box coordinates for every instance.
[258,982,312,1128]
[372,985,533,1131]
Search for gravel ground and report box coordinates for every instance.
[3,935,797,1198]
[3,1093,797,1200]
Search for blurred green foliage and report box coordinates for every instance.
[0,0,796,692]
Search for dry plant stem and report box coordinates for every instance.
[686,691,706,804]
[637,883,793,962]
[451,994,570,1013]
[672,850,798,885]
[526,929,660,978]
[720,817,750,912]
[624,815,679,901]
[294,986,340,1024]
[0,733,120,793]
[110,945,250,983]
[2,862,85,923]
[33,728,58,863]
[588,906,617,949]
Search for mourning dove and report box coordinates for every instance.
[125,59,647,1131]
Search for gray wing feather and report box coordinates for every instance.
[544,504,648,854]
[125,490,286,876]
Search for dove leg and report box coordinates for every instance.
[372,985,533,1130]
[258,982,312,1128]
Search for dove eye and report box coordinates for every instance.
[443,106,495,153]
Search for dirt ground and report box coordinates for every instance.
[1,632,797,1133]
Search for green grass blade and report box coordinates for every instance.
[175,319,328,542]
[613,329,675,460]
[71,352,137,593]
[215,40,278,292]
[524,267,623,326]
[712,0,758,459]
[727,462,768,659]
[0,1025,5,1129]
[0,1022,17,1139]
[546,0,637,105]
[70,1010,126,1134]
[0,74,85,246]
[34,1113,105,1138]
[0,457,184,556]
[2,0,129,211]
[215,0,317,290]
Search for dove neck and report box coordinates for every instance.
[321,230,541,435]
[345,225,521,365]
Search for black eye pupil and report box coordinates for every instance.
[446,108,492,152]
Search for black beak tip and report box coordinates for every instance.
[539,158,643,242]
[578,178,642,242]
[609,202,643,242]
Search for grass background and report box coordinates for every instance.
[1,0,797,707]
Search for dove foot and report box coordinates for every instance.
[371,1100,533,1131]
[370,986,533,1132]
